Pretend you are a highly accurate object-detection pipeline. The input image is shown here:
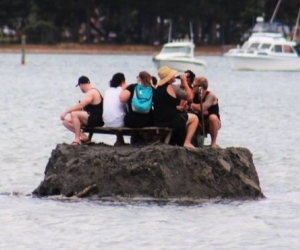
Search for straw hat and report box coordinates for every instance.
[157,66,177,86]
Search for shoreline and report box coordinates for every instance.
[0,43,232,55]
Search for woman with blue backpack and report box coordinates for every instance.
[119,71,154,129]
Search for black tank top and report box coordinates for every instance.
[83,88,103,117]
[193,91,220,120]
[153,84,178,126]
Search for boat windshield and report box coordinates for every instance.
[248,43,260,51]
[260,43,272,50]
[161,46,191,54]
[241,42,249,50]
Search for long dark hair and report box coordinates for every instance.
[110,73,125,88]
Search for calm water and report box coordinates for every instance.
[0,53,299,250]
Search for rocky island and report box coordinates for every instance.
[33,143,264,203]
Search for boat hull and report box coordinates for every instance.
[153,57,206,75]
[225,53,300,71]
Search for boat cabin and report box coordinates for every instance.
[238,34,300,57]
[157,40,195,59]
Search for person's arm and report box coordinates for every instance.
[60,91,94,120]
[177,99,189,111]
[179,74,193,102]
[119,85,131,103]
[190,93,214,112]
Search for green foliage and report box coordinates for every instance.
[23,21,57,44]
[1,0,300,45]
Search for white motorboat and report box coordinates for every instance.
[152,40,206,75]
[225,1,300,71]
[225,21,300,71]
[152,21,206,75]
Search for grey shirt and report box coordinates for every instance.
[171,84,188,100]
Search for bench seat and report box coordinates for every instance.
[81,126,174,144]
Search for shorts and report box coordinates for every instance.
[169,112,188,146]
[87,114,104,127]
[172,112,188,130]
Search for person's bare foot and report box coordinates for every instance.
[70,141,81,146]
[183,143,196,149]
[80,135,89,141]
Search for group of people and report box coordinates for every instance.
[60,66,221,148]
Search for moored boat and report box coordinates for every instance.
[152,21,206,75]
[152,40,206,75]
[225,1,300,71]
[225,21,300,71]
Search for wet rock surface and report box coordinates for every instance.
[33,143,265,201]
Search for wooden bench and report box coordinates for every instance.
[82,126,174,144]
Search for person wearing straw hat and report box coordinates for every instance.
[153,66,199,148]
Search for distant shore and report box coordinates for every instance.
[0,43,233,55]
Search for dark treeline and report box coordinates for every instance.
[0,0,300,45]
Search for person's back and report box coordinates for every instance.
[103,72,127,146]
[120,71,153,128]
[153,66,198,148]
[103,73,126,127]
[83,89,103,126]
[153,83,178,127]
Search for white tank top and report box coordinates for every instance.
[103,86,125,127]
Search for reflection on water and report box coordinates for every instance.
[0,54,300,250]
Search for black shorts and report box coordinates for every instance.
[169,112,188,146]
[87,114,104,127]
[172,112,188,130]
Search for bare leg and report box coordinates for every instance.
[208,115,220,148]
[183,113,198,148]
[62,117,89,141]
[63,111,89,144]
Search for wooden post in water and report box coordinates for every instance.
[21,35,26,65]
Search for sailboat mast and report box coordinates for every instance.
[168,20,172,43]
[270,0,282,22]
[293,7,300,41]
[189,22,194,42]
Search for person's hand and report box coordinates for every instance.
[179,73,187,81]
[60,112,67,121]
[179,74,189,88]
[190,103,198,111]
[183,101,189,111]
[177,105,186,111]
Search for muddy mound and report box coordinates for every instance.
[33,143,264,201]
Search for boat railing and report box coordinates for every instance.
[251,32,284,39]
[171,38,192,43]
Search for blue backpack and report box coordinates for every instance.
[131,84,153,113]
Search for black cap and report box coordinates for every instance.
[75,76,90,87]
